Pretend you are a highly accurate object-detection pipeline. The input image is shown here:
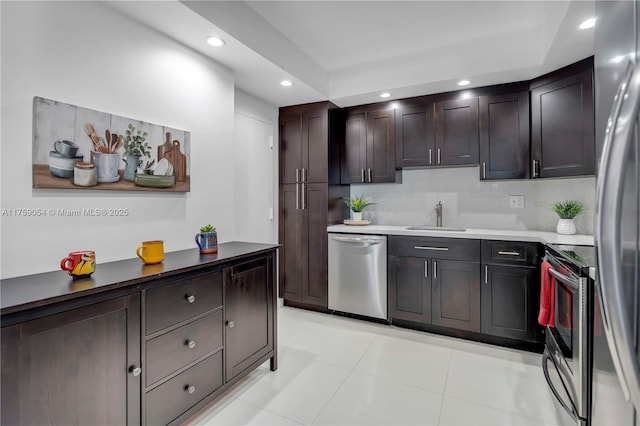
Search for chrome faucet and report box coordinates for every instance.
[434,201,443,227]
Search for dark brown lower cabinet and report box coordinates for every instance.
[481,264,540,342]
[388,255,431,323]
[1,295,141,426]
[431,260,481,332]
[225,256,275,382]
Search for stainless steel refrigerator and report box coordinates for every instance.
[593,1,640,425]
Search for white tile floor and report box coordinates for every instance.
[186,307,561,425]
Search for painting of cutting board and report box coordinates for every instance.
[32,96,191,192]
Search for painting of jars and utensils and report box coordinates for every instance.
[32,96,190,192]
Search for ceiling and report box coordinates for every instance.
[106,1,595,108]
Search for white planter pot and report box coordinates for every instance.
[556,218,577,235]
[352,211,363,221]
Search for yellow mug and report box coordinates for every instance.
[136,240,164,265]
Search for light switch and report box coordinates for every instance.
[509,195,525,209]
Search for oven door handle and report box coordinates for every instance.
[548,268,579,291]
[542,349,578,421]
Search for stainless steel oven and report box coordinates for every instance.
[542,244,594,426]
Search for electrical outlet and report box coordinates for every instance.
[509,195,525,209]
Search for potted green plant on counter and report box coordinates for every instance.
[343,195,375,221]
[552,200,585,235]
[195,224,218,254]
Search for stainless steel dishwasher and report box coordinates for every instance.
[328,233,387,319]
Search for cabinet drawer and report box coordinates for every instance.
[481,240,539,266]
[146,350,223,426]
[146,310,223,387]
[389,236,480,261]
[146,270,223,335]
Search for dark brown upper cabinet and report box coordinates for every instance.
[530,58,595,178]
[280,103,331,184]
[340,107,396,183]
[434,97,479,166]
[479,91,530,180]
[395,102,435,168]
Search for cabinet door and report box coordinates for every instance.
[341,112,367,184]
[225,256,274,381]
[432,260,481,332]
[388,256,431,324]
[479,92,530,180]
[302,183,329,307]
[280,111,303,184]
[302,108,328,183]
[1,295,141,425]
[435,98,479,166]
[366,109,396,182]
[279,184,303,301]
[531,68,595,177]
[395,103,435,168]
[481,265,540,342]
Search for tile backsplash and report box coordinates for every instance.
[351,167,596,235]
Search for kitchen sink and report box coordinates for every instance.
[405,226,467,232]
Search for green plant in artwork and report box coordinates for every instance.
[123,123,150,157]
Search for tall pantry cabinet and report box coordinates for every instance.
[279,102,348,309]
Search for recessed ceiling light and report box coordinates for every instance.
[458,80,470,86]
[579,18,596,29]
[380,92,391,98]
[206,36,225,47]
[280,80,292,87]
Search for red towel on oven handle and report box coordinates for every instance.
[538,261,556,327]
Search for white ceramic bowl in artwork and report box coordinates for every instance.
[49,151,83,178]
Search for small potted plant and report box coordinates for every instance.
[122,124,150,181]
[343,195,375,221]
[552,200,585,235]
[195,224,218,254]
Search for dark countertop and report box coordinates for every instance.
[1,242,279,317]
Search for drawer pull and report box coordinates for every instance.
[484,265,488,284]
[185,339,196,349]
[497,251,520,256]
[227,320,235,328]
[414,246,449,251]
[185,385,196,394]
[185,294,196,304]
[129,366,142,377]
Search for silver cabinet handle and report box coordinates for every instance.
[428,149,433,165]
[368,168,372,183]
[301,182,306,210]
[295,183,300,210]
[532,159,538,178]
[497,251,520,256]
[361,168,365,183]
[437,148,441,165]
[596,60,639,404]
[186,340,196,349]
[185,385,196,394]
[484,265,488,284]
[424,260,429,278]
[302,167,306,182]
[185,294,195,304]
[227,320,235,328]
[129,366,142,377]
[482,162,486,179]
[414,246,449,251]
[433,261,437,279]
[295,168,300,182]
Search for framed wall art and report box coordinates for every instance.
[32,96,191,192]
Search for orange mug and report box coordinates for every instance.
[60,251,96,278]
[136,240,164,265]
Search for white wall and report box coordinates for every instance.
[1,1,236,278]
[233,89,278,244]
[352,167,596,235]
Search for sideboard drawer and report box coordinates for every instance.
[146,270,222,334]
[146,350,223,426]
[146,310,223,387]
[481,240,539,266]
